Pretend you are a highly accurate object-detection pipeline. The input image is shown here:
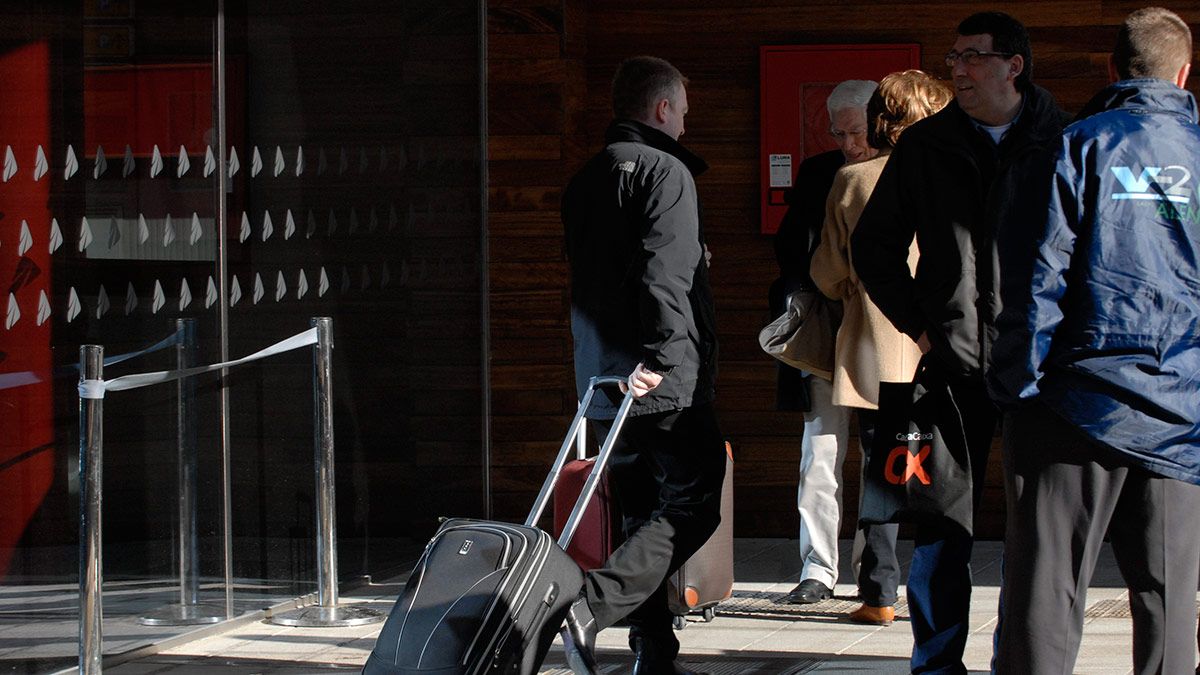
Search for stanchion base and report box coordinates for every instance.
[139,602,229,626]
[268,604,386,627]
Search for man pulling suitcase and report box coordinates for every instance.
[560,55,726,675]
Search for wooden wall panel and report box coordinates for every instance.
[487,0,1200,537]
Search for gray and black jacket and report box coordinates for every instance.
[562,120,718,417]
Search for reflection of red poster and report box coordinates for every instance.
[0,42,55,578]
[759,44,922,234]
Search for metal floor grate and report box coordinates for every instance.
[713,590,909,621]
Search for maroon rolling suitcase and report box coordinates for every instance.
[552,418,623,571]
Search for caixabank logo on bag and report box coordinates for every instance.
[1111,165,1191,205]
[884,445,931,485]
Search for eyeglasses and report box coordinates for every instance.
[944,49,1014,67]
[829,128,867,141]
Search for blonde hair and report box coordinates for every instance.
[866,70,954,150]
[1114,7,1192,80]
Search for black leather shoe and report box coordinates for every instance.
[631,640,707,675]
[778,578,832,604]
[561,595,598,675]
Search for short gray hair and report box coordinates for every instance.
[826,80,878,119]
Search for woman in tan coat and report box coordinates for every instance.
[811,70,953,624]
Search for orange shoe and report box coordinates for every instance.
[848,603,895,626]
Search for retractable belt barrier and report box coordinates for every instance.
[77,318,381,675]
[0,323,186,392]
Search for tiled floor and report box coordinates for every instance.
[72,537,1169,675]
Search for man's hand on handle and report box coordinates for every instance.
[620,362,664,398]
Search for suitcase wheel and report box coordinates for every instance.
[702,606,716,622]
[673,615,687,631]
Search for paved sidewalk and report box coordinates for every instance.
[101,538,1166,674]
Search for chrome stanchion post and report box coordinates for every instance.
[140,319,223,625]
[79,345,104,674]
[269,318,383,627]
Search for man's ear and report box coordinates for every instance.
[1108,54,1120,84]
[1176,61,1192,88]
[1008,54,1025,82]
[653,97,671,124]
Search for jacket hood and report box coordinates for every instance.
[1075,78,1199,124]
[606,119,709,177]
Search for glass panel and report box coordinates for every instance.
[0,0,484,667]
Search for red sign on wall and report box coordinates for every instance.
[759,44,922,234]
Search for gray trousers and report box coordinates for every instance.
[993,404,1200,674]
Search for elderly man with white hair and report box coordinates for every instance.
[773,79,879,606]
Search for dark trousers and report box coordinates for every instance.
[584,402,726,659]
[994,404,1200,674]
[907,378,997,675]
[855,409,901,606]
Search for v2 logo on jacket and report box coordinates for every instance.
[1111,165,1192,204]
[884,445,931,485]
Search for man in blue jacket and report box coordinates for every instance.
[989,7,1200,673]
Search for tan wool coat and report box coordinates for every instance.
[810,152,922,410]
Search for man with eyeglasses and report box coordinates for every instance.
[770,80,879,607]
[852,11,1066,674]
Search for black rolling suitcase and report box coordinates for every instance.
[363,377,635,675]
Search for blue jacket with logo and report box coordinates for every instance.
[988,79,1200,484]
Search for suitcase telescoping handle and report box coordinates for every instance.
[526,375,635,549]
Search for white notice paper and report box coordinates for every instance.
[769,154,793,188]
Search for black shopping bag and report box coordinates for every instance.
[859,368,974,536]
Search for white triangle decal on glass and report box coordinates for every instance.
[250,146,262,177]
[107,216,121,249]
[228,146,240,178]
[338,146,348,175]
[205,276,218,308]
[203,145,216,177]
[122,145,135,177]
[65,145,79,180]
[162,214,175,247]
[34,145,48,181]
[348,207,359,234]
[284,209,295,240]
[78,217,93,252]
[229,275,242,307]
[379,145,388,173]
[327,208,338,236]
[150,144,163,178]
[295,146,304,176]
[18,220,32,257]
[3,145,17,183]
[49,218,62,254]
[125,282,138,315]
[274,270,286,302]
[93,145,107,179]
[36,290,50,326]
[176,145,190,178]
[273,146,285,177]
[261,211,274,241]
[151,280,165,314]
[381,262,390,288]
[252,273,264,304]
[138,214,150,244]
[296,269,309,299]
[239,212,251,242]
[317,146,327,176]
[306,210,317,239]
[179,278,192,310]
[5,293,19,329]
[189,213,202,245]
[358,146,369,174]
[67,287,81,323]
[318,267,329,297]
[96,285,110,319]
